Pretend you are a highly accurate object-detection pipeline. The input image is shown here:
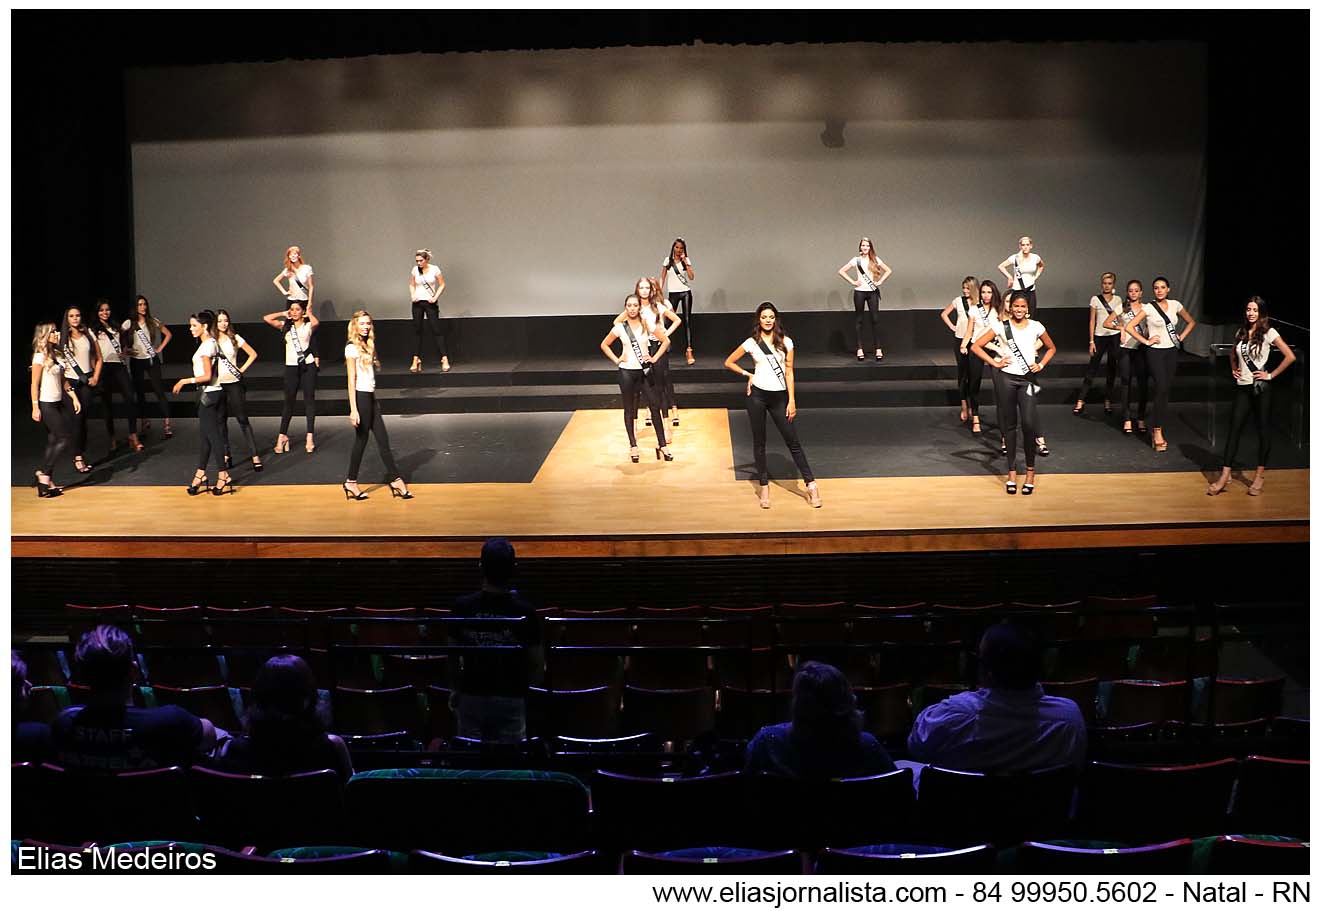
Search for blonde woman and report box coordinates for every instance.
[30,323,82,497]
[344,311,412,501]
[998,235,1045,317]
[837,236,892,361]
[408,248,450,373]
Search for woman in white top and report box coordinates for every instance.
[723,302,822,509]
[1207,297,1295,496]
[1122,276,1196,452]
[213,309,261,472]
[600,294,671,462]
[263,290,320,455]
[1102,279,1150,434]
[661,238,697,365]
[971,291,1057,495]
[837,237,893,361]
[408,248,450,374]
[123,294,173,440]
[616,276,684,426]
[344,310,413,501]
[941,276,979,429]
[1073,272,1123,415]
[997,236,1045,318]
[91,299,143,453]
[59,306,102,474]
[171,310,232,495]
[30,322,82,497]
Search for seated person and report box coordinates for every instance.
[745,661,896,780]
[13,650,53,763]
[907,622,1087,772]
[211,654,353,782]
[51,624,217,771]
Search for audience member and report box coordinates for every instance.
[907,622,1087,772]
[51,624,217,771]
[745,661,896,780]
[13,651,53,762]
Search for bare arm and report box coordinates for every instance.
[837,260,860,286]
[1102,308,1124,331]
[1177,308,1196,342]
[785,348,798,420]
[876,260,893,285]
[600,330,623,365]
[939,300,959,334]
[1124,312,1155,346]
[238,339,258,374]
[156,322,173,354]
[432,271,445,302]
[1264,334,1297,381]
[1033,331,1057,371]
[997,257,1014,286]
[650,325,671,359]
[1087,302,1098,345]
[273,270,290,296]
[724,343,754,396]
[304,274,315,310]
[347,351,359,425]
[29,364,42,421]
[662,308,682,336]
[88,335,104,386]
[263,310,289,329]
[971,328,1009,369]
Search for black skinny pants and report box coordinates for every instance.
[97,363,137,439]
[853,289,880,352]
[954,339,985,415]
[347,390,402,481]
[221,382,258,462]
[669,291,694,351]
[412,300,448,359]
[618,368,666,448]
[1077,334,1119,401]
[38,397,76,479]
[997,372,1040,472]
[279,363,318,435]
[69,383,93,455]
[129,357,170,422]
[648,340,676,412]
[1116,347,1149,420]
[747,385,815,486]
[196,394,230,473]
[1145,346,1179,428]
[1222,383,1273,469]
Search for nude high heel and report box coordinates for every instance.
[275,435,290,454]
[806,483,823,508]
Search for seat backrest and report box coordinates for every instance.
[1212,677,1286,725]
[624,848,801,875]
[1017,838,1193,874]
[917,764,1076,845]
[747,768,916,851]
[31,764,198,845]
[622,685,714,744]
[593,769,746,852]
[1106,680,1190,725]
[815,843,996,874]
[410,848,600,874]
[189,766,345,850]
[1075,759,1238,842]
[1232,755,1309,839]
[526,685,618,739]
[331,686,421,738]
[1207,836,1310,876]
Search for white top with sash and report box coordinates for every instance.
[96,326,125,364]
[1090,294,1123,338]
[993,319,1046,376]
[1233,328,1280,386]
[31,353,66,402]
[122,319,161,361]
[950,296,971,338]
[215,334,246,384]
[346,343,377,393]
[411,264,442,303]
[612,322,652,370]
[852,255,880,292]
[1141,300,1185,350]
[282,319,315,366]
[192,338,222,392]
[283,264,314,301]
[1009,253,1042,290]
[662,257,695,292]
[742,335,793,392]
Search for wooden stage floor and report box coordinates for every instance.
[11,410,1308,559]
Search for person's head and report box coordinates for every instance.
[670,238,687,261]
[188,310,215,339]
[1241,295,1270,348]
[214,309,234,341]
[790,661,862,742]
[287,301,306,323]
[623,294,641,321]
[32,322,59,357]
[1008,291,1031,322]
[961,276,978,300]
[62,306,83,334]
[1018,235,1034,253]
[347,310,378,366]
[12,651,31,721]
[415,249,431,270]
[978,622,1040,690]
[284,245,303,271]
[1100,272,1116,294]
[480,537,517,588]
[1125,279,1144,303]
[134,295,153,322]
[635,276,652,301]
[1152,276,1170,300]
[95,298,113,327]
[978,279,998,307]
[245,654,324,737]
[750,301,787,352]
[858,237,874,258]
[74,624,136,696]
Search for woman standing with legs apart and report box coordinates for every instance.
[30,323,82,498]
[1208,297,1295,497]
[600,294,672,463]
[616,277,683,427]
[941,276,979,428]
[972,292,1056,495]
[1104,279,1149,434]
[213,310,261,473]
[998,235,1045,318]
[1074,272,1123,416]
[123,294,173,441]
[661,238,696,365]
[91,299,143,453]
[1124,276,1196,453]
[838,237,892,361]
[58,306,102,475]
[266,245,319,455]
[344,312,413,501]
[408,249,450,374]
[724,302,822,509]
[171,310,233,496]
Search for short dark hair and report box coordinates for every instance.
[1009,291,1031,306]
[790,661,862,742]
[978,622,1040,690]
[481,537,517,586]
[246,654,325,737]
[74,624,135,691]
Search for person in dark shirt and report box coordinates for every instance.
[448,537,543,743]
[13,650,53,763]
[745,661,895,780]
[50,624,216,772]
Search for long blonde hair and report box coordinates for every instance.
[859,237,881,282]
[346,310,379,368]
[32,322,61,372]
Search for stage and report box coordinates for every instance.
[11,405,1308,560]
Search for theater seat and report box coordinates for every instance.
[1206,836,1309,875]
[623,847,801,874]
[189,766,346,851]
[1016,839,1193,874]
[815,843,996,874]
[1074,759,1237,842]
[410,849,600,873]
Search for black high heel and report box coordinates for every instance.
[655,448,674,462]
[629,448,639,463]
[999,439,1008,456]
[1021,482,1035,495]
[390,479,414,499]
[212,476,236,496]
[187,471,207,496]
[1036,439,1050,457]
[1005,480,1017,495]
[343,482,368,501]
[35,472,61,498]
[252,456,264,473]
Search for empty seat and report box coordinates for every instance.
[331,686,421,746]
[917,764,1076,845]
[20,764,198,845]
[352,617,423,648]
[1206,836,1309,875]
[64,604,131,642]
[383,653,451,687]
[1051,640,1131,680]
[706,606,773,648]
[854,683,912,740]
[188,766,346,850]
[623,847,800,874]
[527,686,618,739]
[17,647,67,686]
[1232,755,1309,838]
[712,648,792,691]
[627,649,710,689]
[1211,677,1285,724]
[278,606,349,647]
[1041,678,1099,723]
[1107,680,1190,725]
[141,649,225,687]
[747,769,917,850]
[777,601,846,617]
[544,647,622,690]
[410,849,601,873]
[622,685,714,745]
[1131,636,1215,681]
[593,769,747,852]
[716,687,789,739]
[134,607,208,647]
[1017,838,1193,874]
[815,843,996,874]
[1074,759,1237,841]
[547,617,632,647]
[152,684,242,731]
[633,618,704,646]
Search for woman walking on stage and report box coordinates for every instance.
[91,299,143,453]
[344,311,413,501]
[1124,276,1196,453]
[172,310,233,496]
[838,237,892,361]
[1103,279,1150,434]
[619,276,683,427]
[998,236,1046,317]
[601,294,672,463]
[266,248,320,454]
[941,276,979,428]
[408,248,450,374]
[661,238,697,365]
[1207,297,1295,496]
[213,309,261,472]
[123,294,173,441]
[1073,272,1123,415]
[724,302,822,509]
[30,323,82,498]
[972,291,1057,495]
[59,306,102,474]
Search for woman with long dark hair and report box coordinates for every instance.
[617,277,683,427]
[941,276,979,428]
[212,309,261,473]
[1207,297,1296,496]
[29,323,81,498]
[263,296,320,455]
[837,237,892,361]
[723,302,822,509]
[1103,279,1149,434]
[122,294,173,440]
[58,306,102,474]
[171,310,233,495]
[344,310,413,501]
[1124,276,1196,452]
[408,248,450,374]
[90,299,143,454]
[661,238,696,365]
[600,294,671,463]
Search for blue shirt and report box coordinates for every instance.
[907,686,1087,773]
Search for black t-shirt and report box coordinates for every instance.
[449,590,541,698]
[51,704,204,772]
[212,731,351,782]
[14,721,54,764]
